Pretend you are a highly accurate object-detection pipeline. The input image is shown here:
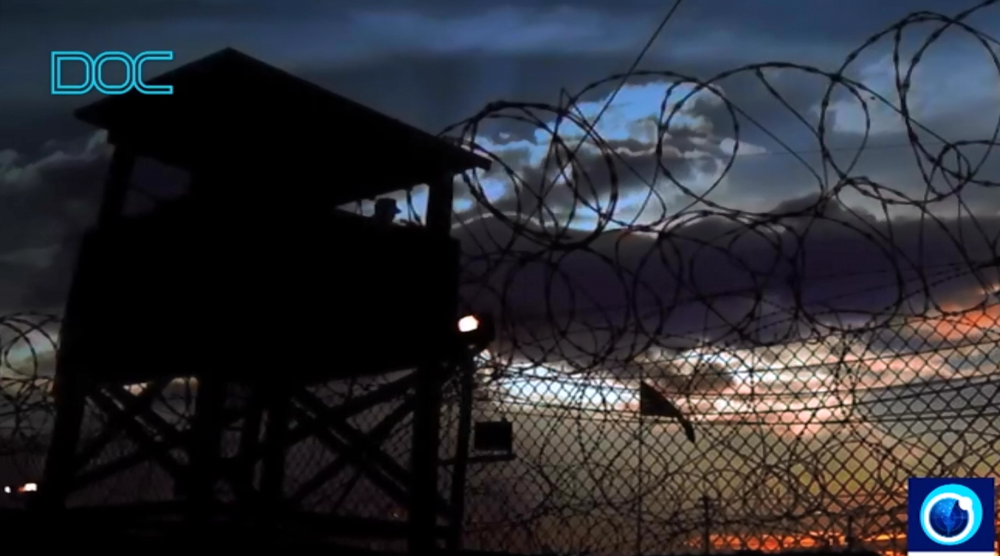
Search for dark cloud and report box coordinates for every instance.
[486,136,700,218]
[5,0,995,141]
[457,195,1000,361]
[5,0,989,41]
[1,0,999,351]
[0,133,110,310]
[0,0,311,24]
[297,53,648,135]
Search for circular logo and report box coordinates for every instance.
[920,484,983,545]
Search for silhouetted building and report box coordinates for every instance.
[34,48,491,553]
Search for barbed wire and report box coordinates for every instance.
[3,1,1000,554]
[437,0,1000,553]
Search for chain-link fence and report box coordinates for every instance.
[2,300,1000,555]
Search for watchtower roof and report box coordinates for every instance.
[74,48,490,203]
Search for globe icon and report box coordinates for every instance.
[927,496,971,538]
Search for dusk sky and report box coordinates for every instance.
[2,1,1000,553]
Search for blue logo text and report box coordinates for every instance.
[50,51,174,96]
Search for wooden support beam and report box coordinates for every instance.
[289,395,415,505]
[35,144,139,510]
[409,173,457,555]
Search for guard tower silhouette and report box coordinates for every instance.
[35,48,494,551]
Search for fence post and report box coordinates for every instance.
[702,493,712,554]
